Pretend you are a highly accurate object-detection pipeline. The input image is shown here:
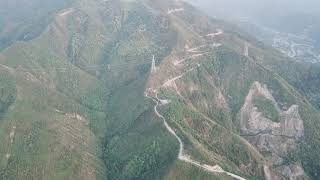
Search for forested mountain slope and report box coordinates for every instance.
[0,0,320,179]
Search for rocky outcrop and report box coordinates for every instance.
[281,105,304,139]
[239,81,305,179]
[239,82,280,135]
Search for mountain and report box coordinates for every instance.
[0,0,320,179]
[0,0,71,50]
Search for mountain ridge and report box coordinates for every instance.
[0,0,319,179]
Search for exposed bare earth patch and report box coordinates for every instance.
[206,29,224,38]
[59,8,74,17]
[0,63,14,74]
[3,125,16,167]
[167,8,184,15]
[239,81,305,179]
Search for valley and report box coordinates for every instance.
[237,21,320,63]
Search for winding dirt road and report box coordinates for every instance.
[145,67,246,180]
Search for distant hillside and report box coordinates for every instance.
[0,0,71,50]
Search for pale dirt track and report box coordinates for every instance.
[145,65,246,179]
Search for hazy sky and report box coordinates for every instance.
[184,0,320,21]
